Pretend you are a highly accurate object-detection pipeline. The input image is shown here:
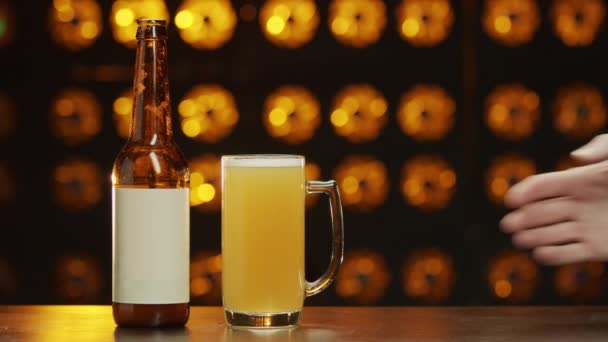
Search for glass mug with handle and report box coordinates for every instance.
[221,155,344,328]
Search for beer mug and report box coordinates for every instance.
[221,155,344,328]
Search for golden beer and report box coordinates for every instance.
[222,158,305,313]
[221,155,344,328]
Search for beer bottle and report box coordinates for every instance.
[112,19,190,327]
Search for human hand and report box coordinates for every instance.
[500,135,608,265]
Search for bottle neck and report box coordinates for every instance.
[129,33,173,145]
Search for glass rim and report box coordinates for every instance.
[221,154,304,167]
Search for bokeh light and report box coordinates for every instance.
[330,84,388,143]
[0,1,15,47]
[263,85,321,145]
[259,0,319,49]
[401,155,456,212]
[553,83,607,140]
[485,154,536,205]
[554,262,605,303]
[110,0,170,48]
[396,0,454,47]
[398,84,455,142]
[488,251,539,303]
[482,0,540,47]
[52,158,103,212]
[50,88,102,146]
[179,85,239,144]
[403,249,455,304]
[551,0,606,47]
[175,0,237,50]
[55,254,102,303]
[190,251,222,304]
[189,154,221,212]
[112,88,133,139]
[334,156,389,212]
[485,83,540,141]
[305,161,321,209]
[0,163,15,204]
[329,0,386,48]
[335,250,391,305]
[0,259,17,301]
[0,93,16,140]
[49,0,103,51]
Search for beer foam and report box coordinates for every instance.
[222,155,304,168]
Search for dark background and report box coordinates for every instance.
[0,0,607,306]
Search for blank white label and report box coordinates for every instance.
[112,188,189,304]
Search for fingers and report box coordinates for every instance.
[571,134,608,164]
[511,222,580,249]
[504,171,577,208]
[533,243,591,265]
[500,197,575,233]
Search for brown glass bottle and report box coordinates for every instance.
[112,19,190,328]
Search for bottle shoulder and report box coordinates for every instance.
[113,142,189,188]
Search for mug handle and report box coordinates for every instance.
[305,180,345,297]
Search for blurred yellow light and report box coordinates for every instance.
[267,16,285,34]
[551,0,606,47]
[334,156,388,212]
[197,183,216,202]
[80,21,99,39]
[494,280,512,298]
[485,84,541,141]
[330,84,388,143]
[403,249,455,303]
[268,108,288,126]
[555,262,605,303]
[336,250,391,304]
[175,10,194,29]
[401,155,456,211]
[398,84,455,142]
[263,86,321,145]
[488,251,539,303]
[50,88,102,146]
[52,158,103,211]
[55,254,102,303]
[190,154,221,211]
[260,0,319,48]
[401,18,420,37]
[494,15,511,33]
[330,109,348,127]
[329,0,386,48]
[110,0,170,48]
[178,85,239,143]
[115,8,134,27]
[182,119,201,138]
[112,89,133,139]
[482,0,540,47]
[485,154,536,205]
[396,0,454,46]
[49,0,103,51]
[190,252,222,304]
[553,83,607,140]
[175,0,237,49]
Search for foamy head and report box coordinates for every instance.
[222,155,304,168]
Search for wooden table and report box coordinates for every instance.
[1,306,608,341]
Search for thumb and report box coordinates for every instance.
[571,134,608,163]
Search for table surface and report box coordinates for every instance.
[1,306,608,341]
